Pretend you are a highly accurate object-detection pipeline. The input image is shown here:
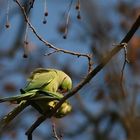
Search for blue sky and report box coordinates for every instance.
[1,0,139,140]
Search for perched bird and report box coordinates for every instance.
[0,68,72,128]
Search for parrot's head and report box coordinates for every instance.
[60,76,72,93]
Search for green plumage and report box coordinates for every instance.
[24,68,72,92]
[0,68,72,128]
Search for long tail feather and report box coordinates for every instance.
[0,92,37,103]
[30,95,59,101]
[0,101,29,129]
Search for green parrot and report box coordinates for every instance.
[0,68,72,128]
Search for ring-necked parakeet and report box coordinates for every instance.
[0,68,72,128]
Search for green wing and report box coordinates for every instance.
[24,68,57,91]
[39,90,63,99]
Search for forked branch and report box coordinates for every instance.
[14,0,140,139]
[25,15,140,140]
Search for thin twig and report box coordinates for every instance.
[15,0,93,72]
[15,0,91,61]
[120,43,129,98]
[5,0,10,28]
[23,22,29,58]
[45,50,60,56]
[112,43,129,97]
[52,121,62,140]
[28,0,35,13]
[63,0,73,39]
[88,54,93,72]
[120,43,129,84]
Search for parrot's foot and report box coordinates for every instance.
[20,89,26,94]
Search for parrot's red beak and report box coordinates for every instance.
[57,89,67,94]
[61,89,67,94]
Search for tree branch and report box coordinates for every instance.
[54,15,140,114]
[25,115,46,140]
[24,15,140,138]
[15,0,140,137]
[15,0,93,72]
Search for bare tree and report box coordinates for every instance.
[0,0,140,140]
